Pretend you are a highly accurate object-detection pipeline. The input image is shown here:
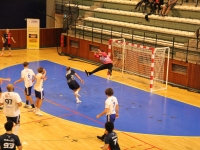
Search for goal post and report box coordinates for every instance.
[108,39,170,92]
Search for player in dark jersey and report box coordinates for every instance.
[0,121,22,150]
[1,29,16,57]
[66,67,84,103]
[101,122,120,150]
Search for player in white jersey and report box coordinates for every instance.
[34,67,47,116]
[0,84,22,135]
[14,62,35,111]
[96,88,119,141]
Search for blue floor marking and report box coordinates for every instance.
[1,60,200,136]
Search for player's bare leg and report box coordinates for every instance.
[74,88,81,103]
[0,47,5,56]
[8,47,12,56]
[36,99,43,116]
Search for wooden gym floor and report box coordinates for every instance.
[0,48,200,150]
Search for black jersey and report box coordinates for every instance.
[3,33,12,44]
[104,132,120,150]
[66,70,76,83]
[0,133,21,150]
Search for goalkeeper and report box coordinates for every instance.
[85,49,113,79]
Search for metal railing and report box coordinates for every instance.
[69,22,200,63]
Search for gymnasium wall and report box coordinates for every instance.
[62,36,200,91]
[0,28,63,48]
[0,0,46,29]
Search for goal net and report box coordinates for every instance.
[108,38,170,92]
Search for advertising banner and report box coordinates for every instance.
[27,18,40,49]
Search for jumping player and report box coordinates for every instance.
[1,29,16,57]
[85,49,113,79]
[66,67,84,103]
[96,88,119,141]
[14,62,35,111]
[101,122,120,150]
[34,67,47,116]
[0,84,22,135]
[0,121,22,150]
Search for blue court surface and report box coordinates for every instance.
[1,60,200,136]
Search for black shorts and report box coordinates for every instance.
[3,43,11,47]
[68,80,80,90]
[0,87,2,93]
[25,86,32,96]
[35,90,44,99]
[6,115,20,124]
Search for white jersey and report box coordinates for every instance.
[21,68,35,88]
[0,92,22,117]
[105,96,118,115]
[34,73,44,92]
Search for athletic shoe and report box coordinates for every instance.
[28,108,35,112]
[85,70,89,76]
[97,136,104,141]
[0,106,3,110]
[76,100,82,104]
[24,105,30,108]
[36,110,43,116]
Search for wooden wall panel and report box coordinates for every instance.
[168,59,189,86]
[78,39,88,59]
[40,28,63,47]
[187,63,200,89]
[0,28,62,49]
[47,36,200,90]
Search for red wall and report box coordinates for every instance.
[0,28,63,49]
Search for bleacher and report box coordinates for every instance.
[65,0,200,63]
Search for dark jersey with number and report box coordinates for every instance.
[66,70,76,83]
[104,132,120,150]
[3,33,12,44]
[0,133,21,150]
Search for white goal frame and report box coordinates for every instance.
[108,38,170,92]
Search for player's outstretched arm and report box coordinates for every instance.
[101,144,109,150]
[96,108,109,119]
[11,37,16,43]
[0,78,11,82]
[74,73,84,84]
[2,37,5,43]
[14,78,23,85]
[115,104,119,118]
[17,145,22,150]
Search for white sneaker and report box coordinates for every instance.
[36,111,43,116]
[76,100,82,104]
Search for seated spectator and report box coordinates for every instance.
[161,0,178,16]
[135,0,148,12]
[152,0,164,14]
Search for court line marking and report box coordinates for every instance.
[1,83,161,149]
[2,50,199,108]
